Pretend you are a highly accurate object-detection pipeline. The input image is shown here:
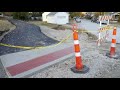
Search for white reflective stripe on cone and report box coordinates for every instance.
[75,52,81,57]
[112,35,116,39]
[111,43,116,47]
[74,40,79,44]
[114,27,117,29]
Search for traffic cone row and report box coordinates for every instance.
[71,24,119,74]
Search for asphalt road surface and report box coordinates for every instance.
[0,19,59,56]
[65,19,120,43]
[77,19,120,43]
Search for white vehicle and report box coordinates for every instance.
[0,13,3,17]
[73,17,81,23]
[101,20,108,24]
[96,19,108,24]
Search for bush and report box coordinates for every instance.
[94,12,105,17]
[3,12,13,16]
[94,12,100,17]
[52,25,65,30]
[118,15,120,22]
[69,12,80,18]
[13,12,29,20]
[79,12,85,18]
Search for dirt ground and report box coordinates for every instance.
[0,20,14,31]
[1,20,120,78]
[28,22,120,78]
[0,19,16,78]
[0,19,15,36]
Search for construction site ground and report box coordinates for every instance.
[29,25,120,78]
[0,19,120,78]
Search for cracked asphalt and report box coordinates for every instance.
[0,19,59,56]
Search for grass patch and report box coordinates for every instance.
[112,23,120,28]
[28,21,71,30]
[52,25,71,30]
[0,20,15,36]
[0,17,6,20]
[40,22,57,28]
[28,21,98,40]
[78,28,98,40]
[86,32,98,40]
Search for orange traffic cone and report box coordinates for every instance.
[71,24,89,73]
[106,27,119,59]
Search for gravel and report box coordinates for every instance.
[28,25,120,78]
[29,40,120,78]
[1,20,120,78]
[0,60,7,78]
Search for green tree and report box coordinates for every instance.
[69,12,80,18]
[79,12,85,17]
[3,12,13,16]
[118,15,120,22]
[13,12,29,20]
[94,12,105,17]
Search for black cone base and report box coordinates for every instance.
[71,65,89,74]
[106,52,120,59]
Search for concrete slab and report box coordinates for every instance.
[0,43,75,78]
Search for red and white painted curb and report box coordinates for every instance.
[0,44,74,78]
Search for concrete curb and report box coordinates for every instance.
[0,59,8,78]
[0,43,74,78]
[13,53,74,78]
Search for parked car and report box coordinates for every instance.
[29,16,42,21]
[91,17,98,23]
[96,20,108,25]
[84,14,93,19]
[91,16,108,24]
[73,17,81,23]
[102,20,108,24]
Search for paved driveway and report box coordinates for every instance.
[0,19,59,56]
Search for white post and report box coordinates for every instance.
[108,19,110,25]
[100,20,102,27]
[106,19,110,40]
[98,20,102,46]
